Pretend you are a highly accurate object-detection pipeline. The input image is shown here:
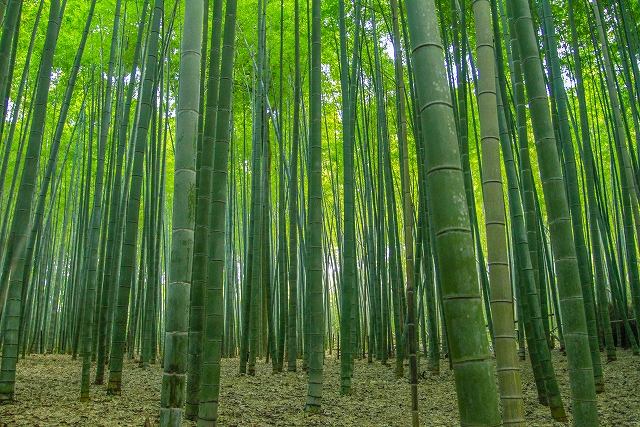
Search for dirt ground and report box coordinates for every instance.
[0,350,638,426]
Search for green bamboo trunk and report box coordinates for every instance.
[405,0,501,424]
[337,0,361,396]
[539,0,603,391]
[512,0,599,423]
[287,0,301,374]
[470,0,524,422]
[159,0,203,423]
[186,0,224,418]
[196,1,237,423]
[0,0,62,402]
[304,0,323,413]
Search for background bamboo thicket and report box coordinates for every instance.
[0,0,639,425]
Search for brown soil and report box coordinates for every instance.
[0,350,638,426]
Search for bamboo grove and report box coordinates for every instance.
[0,0,639,425]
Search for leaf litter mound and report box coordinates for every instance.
[0,351,638,426]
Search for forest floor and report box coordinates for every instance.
[0,350,638,426]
